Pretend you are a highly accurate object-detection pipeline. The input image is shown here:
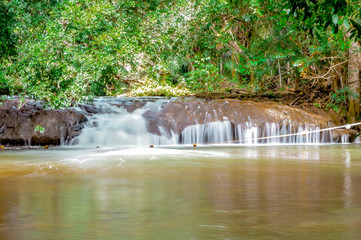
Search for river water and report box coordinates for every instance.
[0,144,361,240]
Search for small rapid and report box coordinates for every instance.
[73,98,170,146]
[72,97,351,147]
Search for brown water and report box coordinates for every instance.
[0,145,361,240]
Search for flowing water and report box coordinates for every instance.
[1,145,361,240]
[72,98,342,146]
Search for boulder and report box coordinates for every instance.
[0,99,86,146]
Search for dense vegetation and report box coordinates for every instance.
[0,0,361,121]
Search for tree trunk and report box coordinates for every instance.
[347,40,361,123]
[278,59,282,89]
[231,51,235,78]
[287,61,290,87]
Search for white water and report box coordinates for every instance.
[74,99,167,146]
[72,98,349,147]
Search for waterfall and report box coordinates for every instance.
[73,98,169,146]
[72,98,349,146]
[180,119,233,144]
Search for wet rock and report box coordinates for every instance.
[332,129,359,142]
[121,101,146,113]
[0,100,86,146]
[155,99,335,135]
[143,110,162,136]
[79,100,146,114]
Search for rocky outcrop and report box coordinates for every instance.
[144,99,358,142]
[146,99,332,134]
[0,99,85,146]
[1,97,358,146]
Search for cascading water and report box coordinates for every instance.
[72,97,350,146]
[73,98,169,146]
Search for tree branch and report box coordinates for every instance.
[307,61,348,80]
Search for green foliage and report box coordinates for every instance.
[0,0,360,109]
[126,78,191,97]
[327,87,359,113]
[288,0,361,40]
[0,1,17,59]
[184,55,222,92]
[0,68,5,87]
[3,0,147,107]
[314,102,321,108]
[35,125,45,134]
[17,97,26,109]
[331,87,359,103]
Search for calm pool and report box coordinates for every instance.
[0,145,361,240]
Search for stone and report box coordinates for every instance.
[0,99,85,146]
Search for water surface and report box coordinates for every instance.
[1,145,361,240]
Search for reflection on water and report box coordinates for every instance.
[1,145,361,240]
[344,151,352,209]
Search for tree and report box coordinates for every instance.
[288,0,361,122]
[0,1,17,88]
[1,0,361,114]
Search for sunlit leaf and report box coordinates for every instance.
[343,18,350,31]
[332,14,339,25]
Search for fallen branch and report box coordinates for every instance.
[289,96,301,106]
[307,61,348,80]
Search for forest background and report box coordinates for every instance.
[1,0,361,122]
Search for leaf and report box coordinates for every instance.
[332,14,338,25]
[35,125,45,134]
[343,18,350,31]
[350,19,361,31]
[315,29,322,39]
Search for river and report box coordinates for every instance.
[1,144,361,240]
